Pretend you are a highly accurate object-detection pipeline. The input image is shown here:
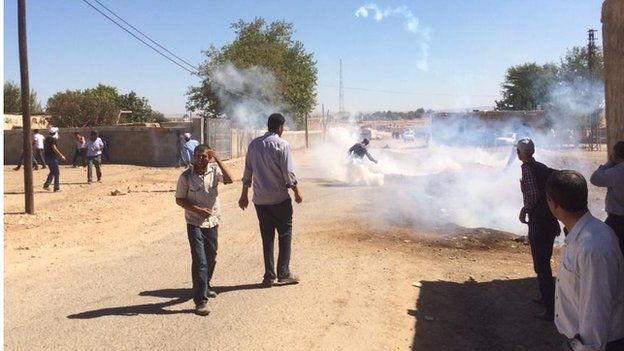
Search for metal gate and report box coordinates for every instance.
[203,118,232,160]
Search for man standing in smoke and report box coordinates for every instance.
[348,138,378,164]
[590,140,624,256]
[516,138,560,320]
[239,113,302,287]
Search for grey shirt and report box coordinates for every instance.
[555,212,624,350]
[175,164,224,228]
[590,161,624,216]
[242,132,298,205]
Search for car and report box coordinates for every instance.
[402,130,415,142]
[495,132,517,146]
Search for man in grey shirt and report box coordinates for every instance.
[239,113,303,287]
[590,141,624,255]
[546,170,624,351]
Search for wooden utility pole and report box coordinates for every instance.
[602,0,624,157]
[18,0,34,214]
[304,113,309,148]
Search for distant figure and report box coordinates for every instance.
[546,170,624,350]
[504,123,531,170]
[239,113,302,288]
[348,138,378,164]
[43,127,67,192]
[175,144,234,316]
[516,138,560,321]
[32,129,46,168]
[72,132,86,167]
[84,130,104,183]
[590,141,624,256]
[13,151,39,171]
[180,133,199,168]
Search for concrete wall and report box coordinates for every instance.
[5,126,322,167]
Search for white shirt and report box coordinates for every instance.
[555,212,624,350]
[175,164,224,228]
[84,137,104,157]
[33,133,45,149]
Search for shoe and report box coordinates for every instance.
[53,188,60,192]
[34,167,39,170]
[13,167,20,171]
[41,166,46,169]
[195,303,210,316]
[43,184,50,191]
[276,274,300,286]
[207,286,218,298]
[261,278,275,288]
[533,311,554,321]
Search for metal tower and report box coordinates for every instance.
[339,59,345,114]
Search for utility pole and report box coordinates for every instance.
[18,0,34,214]
[587,29,599,151]
[339,59,345,114]
[304,112,309,148]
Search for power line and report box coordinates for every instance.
[91,0,198,72]
[318,84,499,98]
[80,0,197,74]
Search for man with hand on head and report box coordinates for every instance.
[590,141,624,256]
[517,138,561,321]
[175,144,234,316]
[239,113,302,288]
[546,170,624,351]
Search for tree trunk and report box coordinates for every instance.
[602,0,624,157]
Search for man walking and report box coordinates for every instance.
[517,138,561,320]
[72,132,87,167]
[85,130,104,183]
[546,170,624,351]
[590,141,624,256]
[239,113,303,287]
[43,127,66,192]
[33,129,46,168]
[175,144,233,316]
[180,133,199,168]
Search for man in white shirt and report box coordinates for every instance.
[32,129,46,168]
[84,130,105,183]
[546,170,624,350]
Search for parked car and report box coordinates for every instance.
[402,130,415,142]
[495,132,517,146]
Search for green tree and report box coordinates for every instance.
[187,18,318,129]
[4,80,43,114]
[495,63,559,110]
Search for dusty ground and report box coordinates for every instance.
[3,144,609,350]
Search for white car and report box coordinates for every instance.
[402,130,415,142]
[496,132,517,146]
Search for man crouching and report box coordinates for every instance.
[175,144,234,316]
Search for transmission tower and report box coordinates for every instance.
[587,29,599,151]
[339,59,345,114]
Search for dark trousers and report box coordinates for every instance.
[16,154,38,169]
[73,148,86,166]
[34,148,46,168]
[43,157,60,190]
[187,224,218,306]
[528,220,557,314]
[605,214,624,257]
[87,155,102,182]
[254,199,293,280]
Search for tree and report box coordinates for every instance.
[495,63,559,110]
[46,84,162,127]
[4,80,43,114]
[187,18,318,129]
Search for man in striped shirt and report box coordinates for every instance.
[517,138,561,320]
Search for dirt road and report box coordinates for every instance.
[4,147,607,350]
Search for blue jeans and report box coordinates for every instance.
[187,224,218,306]
[254,199,293,280]
[43,157,60,190]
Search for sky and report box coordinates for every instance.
[3,0,604,115]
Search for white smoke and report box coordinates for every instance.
[355,3,432,70]
[208,63,294,128]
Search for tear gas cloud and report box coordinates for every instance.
[208,63,295,129]
[312,80,605,235]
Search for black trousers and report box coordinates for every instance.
[528,218,558,314]
[606,214,624,257]
[254,199,293,280]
